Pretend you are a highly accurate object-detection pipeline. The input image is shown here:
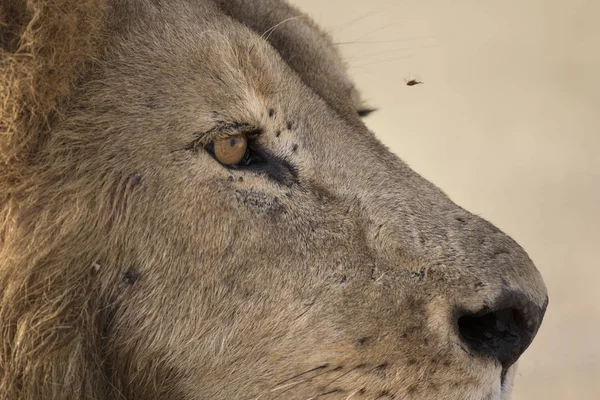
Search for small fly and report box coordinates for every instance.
[405,79,423,86]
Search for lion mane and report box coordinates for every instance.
[1,1,112,398]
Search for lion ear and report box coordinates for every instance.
[0,0,106,174]
[214,0,365,118]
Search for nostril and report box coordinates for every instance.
[457,307,528,369]
[455,290,546,370]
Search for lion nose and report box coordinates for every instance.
[455,291,548,370]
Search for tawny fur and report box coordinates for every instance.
[1,1,108,399]
[0,0,106,177]
[0,1,547,399]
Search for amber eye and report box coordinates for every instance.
[213,134,248,165]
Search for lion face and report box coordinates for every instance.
[0,1,547,399]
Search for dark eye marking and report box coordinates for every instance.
[220,143,298,187]
[188,122,299,187]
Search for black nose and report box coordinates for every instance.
[456,291,547,370]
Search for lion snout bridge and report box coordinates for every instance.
[312,131,549,372]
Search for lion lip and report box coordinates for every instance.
[500,367,509,386]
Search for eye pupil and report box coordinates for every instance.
[229,139,236,147]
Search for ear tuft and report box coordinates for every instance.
[0,0,106,176]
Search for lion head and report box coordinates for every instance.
[0,0,548,399]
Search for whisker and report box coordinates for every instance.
[261,16,302,42]
[322,365,363,389]
[328,2,404,33]
[335,35,437,45]
[273,365,329,387]
[356,21,409,42]
[345,389,360,399]
[349,54,417,69]
[271,367,337,399]
[310,389,342,399]
[271,379,313,393]
[349,44,438,60]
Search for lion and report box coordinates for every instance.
[0,0,548,399]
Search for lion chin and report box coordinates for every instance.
[0,0,547,399]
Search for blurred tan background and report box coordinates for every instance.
[291,0,599,398]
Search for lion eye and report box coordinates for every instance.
[213,134,248,165]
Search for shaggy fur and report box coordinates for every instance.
[1,1,107,398]
[0,1,547,399]
[0,0,106,179]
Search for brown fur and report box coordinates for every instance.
[0,1,547,399]
[0,0,106,179]
[1,1,108,398]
